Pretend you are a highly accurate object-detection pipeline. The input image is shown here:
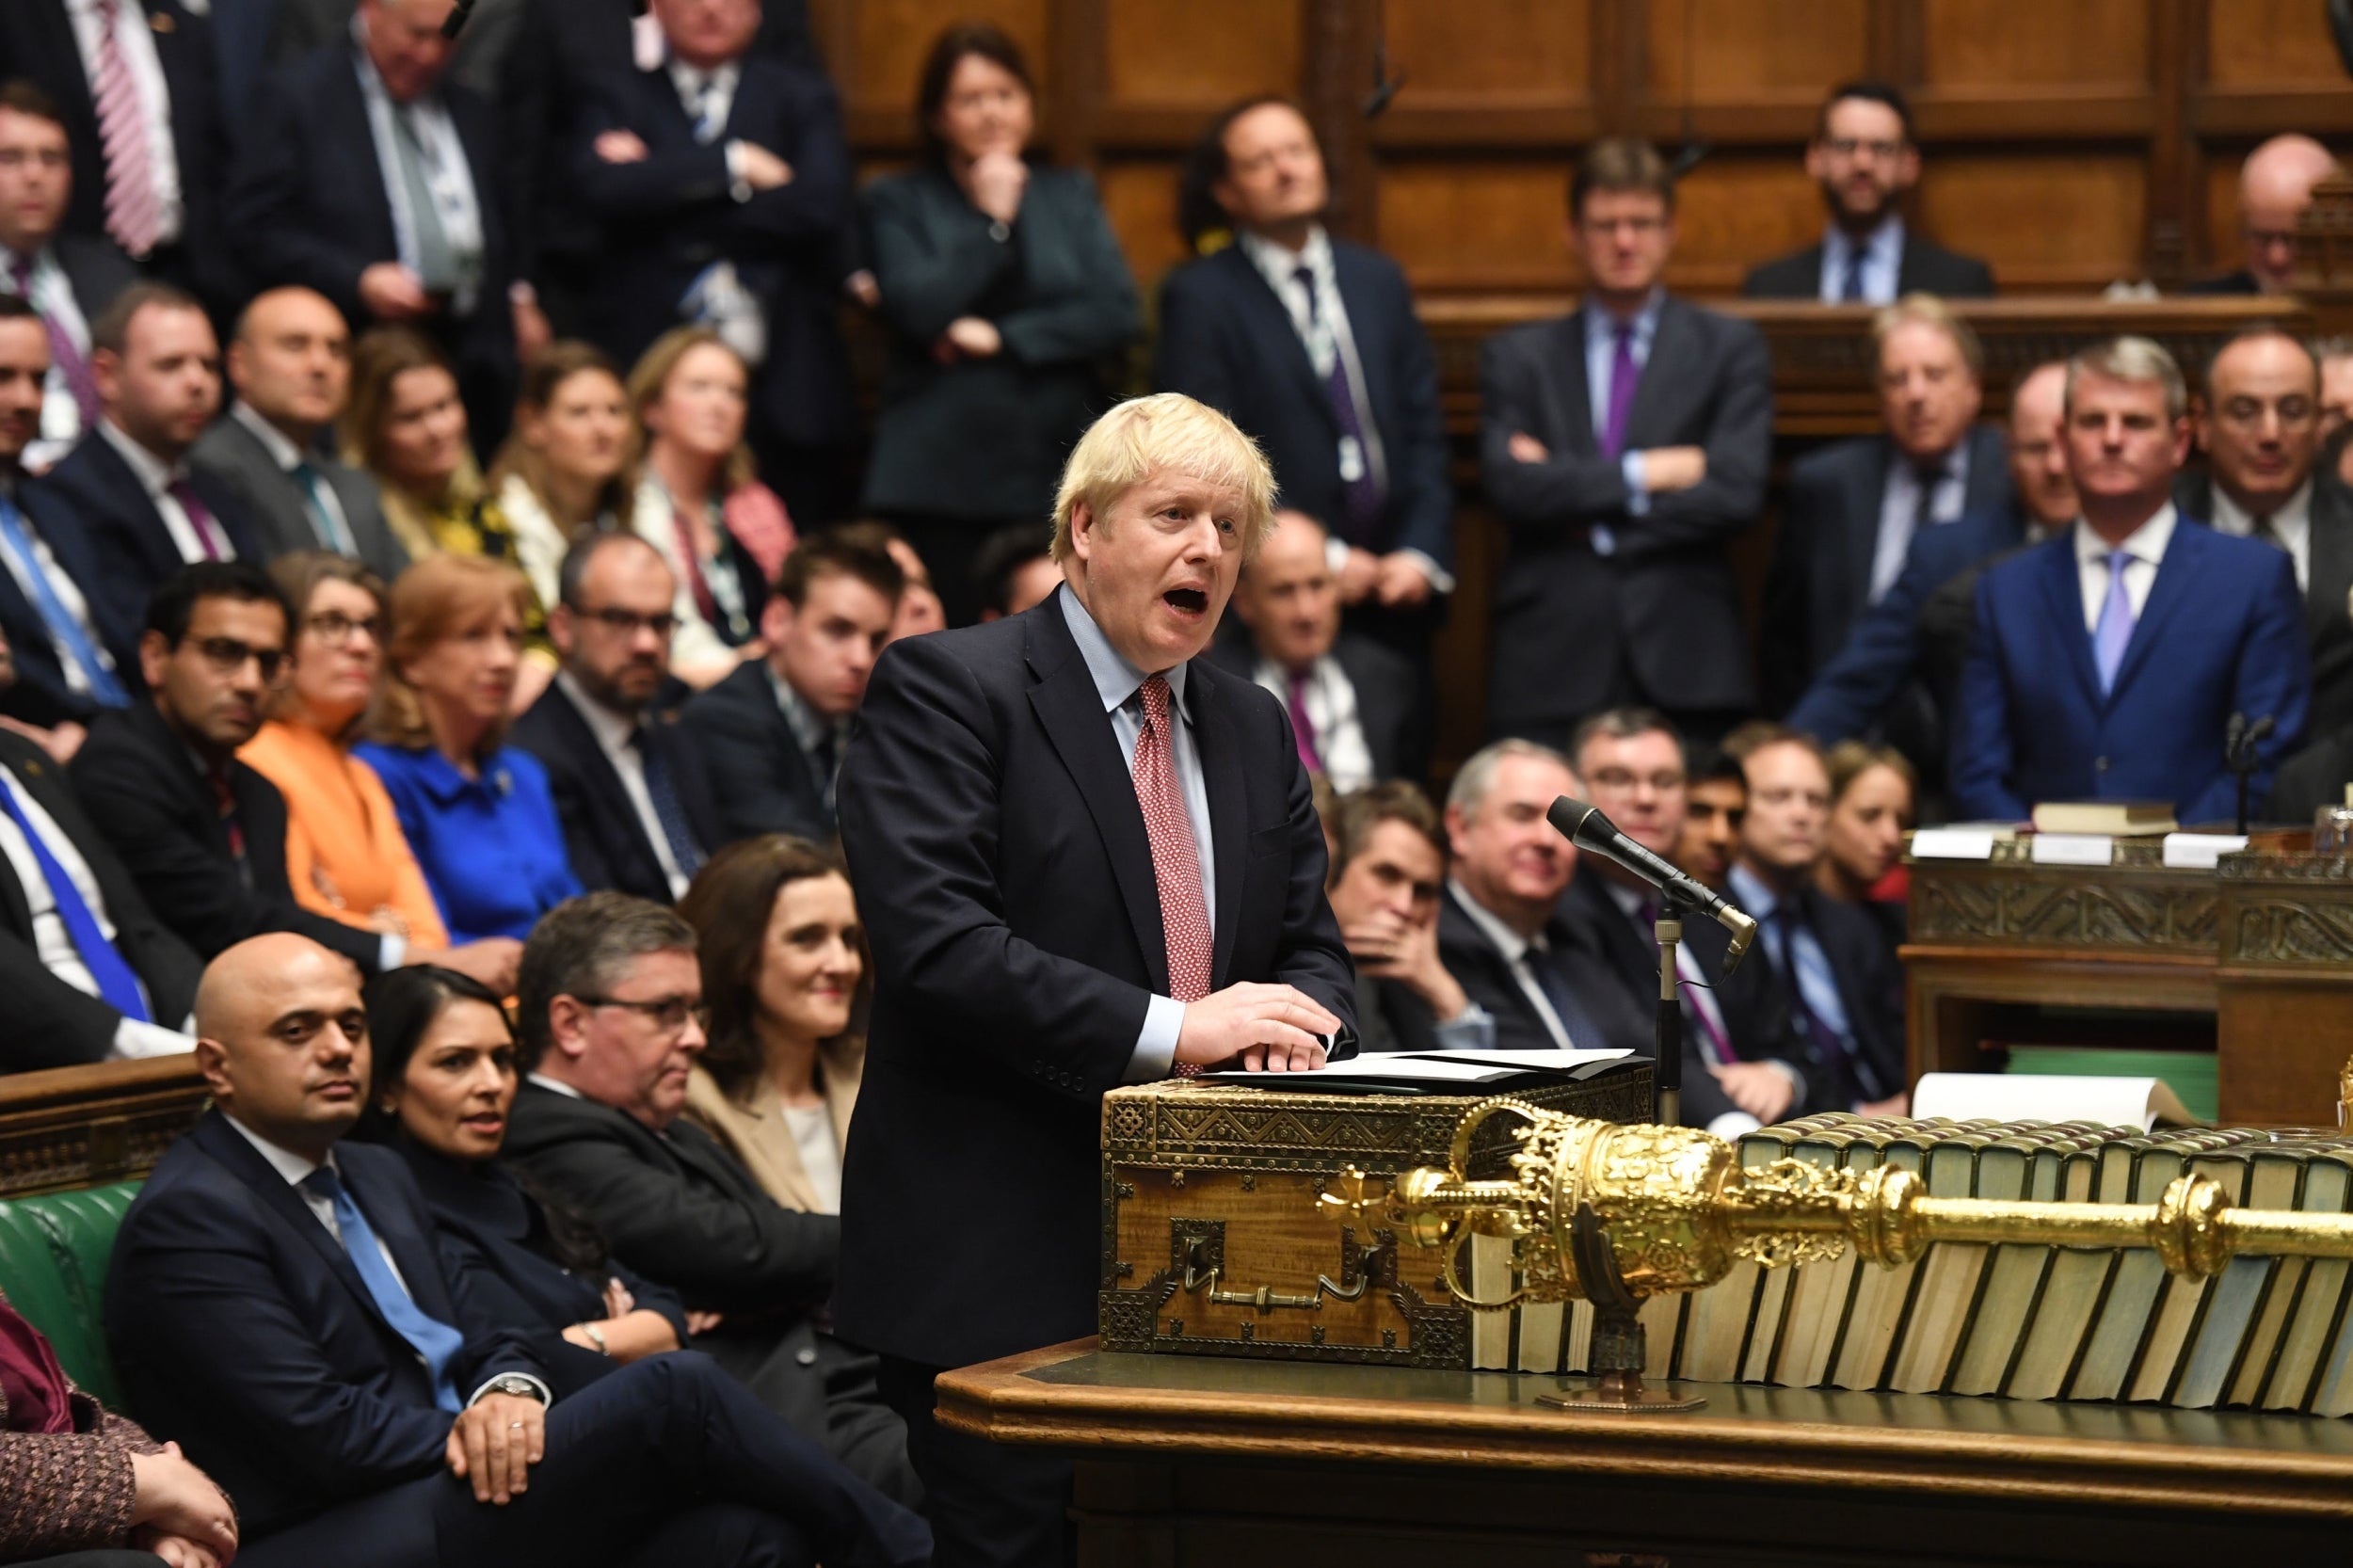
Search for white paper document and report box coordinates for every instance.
[1199,1048,1632,1086]
[1912,1071,2201,1133]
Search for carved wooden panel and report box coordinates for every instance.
[2204,0,2345,87]
[1917,154,2148,290]
[2217,856,2353,969]
[1917,0,2152,89]
[1665,157,1826,294]
[1375,161,1574,294]
[1385,0,1592,108]
[1910,866,2218,953]
[1095,157,1190,294]
[0,1060,208,1199]
[1644,0,1870,108]
[2203,156,2247,282]
[1101,0,1303,109]
[824,0,1052,120]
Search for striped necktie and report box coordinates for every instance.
[90,0,164,258]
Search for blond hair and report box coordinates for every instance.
[1048,393,1276,564]
[369,554,534,752]
[625,326,758,495]
[2067,335,2188,423]
[1872,292,1983,377]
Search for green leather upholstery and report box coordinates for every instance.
[0,1182,140,1413]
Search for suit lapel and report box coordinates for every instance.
[1185,659,1249,988]
[1620,297,1684,450]
[189,1114,393,1336]
[1557,312,1594,454]
[1329,245,1387,417]
[549,687,661,868]
[2035,536,2105,705]
[1024,600,1169,991]
[1842,440,1893,611]
[2305,484,2353,646]
[2109,523,2198,700]
[1961,424,2010,517]
[344,1154,462,1325]
[1223,248,1332,430]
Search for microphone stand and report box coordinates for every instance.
[1652,891,1687,1128]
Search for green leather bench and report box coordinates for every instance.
[0,1181,141,1413]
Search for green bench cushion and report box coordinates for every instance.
[0,1181,140,1413]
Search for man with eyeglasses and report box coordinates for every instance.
[71,560,405,977]
[1483,136,1771,751]
[2176,328,2353,738]
[2185,135,2340,297]
[1557,707,1809,1133]
[501,891,920,1506]
[1742,80,1993,304]
[512,533,720,904]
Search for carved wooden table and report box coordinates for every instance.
[0,1057,207,1198]
[936,1340,2353,1568]
[1905,851,2353,1125]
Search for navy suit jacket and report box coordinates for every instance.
[106,1112,549,1535]
[679,657,834,845]
[1785,498,2032,744]
[1202,627,1430,784]
[25,435,261,654]
[1713,878,1907,1115]
[508,680,722,904]
[1155,242,1452,570]
[1762,424,2014,713]
[1478,299,1772,724]
[573,56,856,447]
[1951,520,2311,823]
[832,587,1354,1368]
[1741,232,1996,299]
[0,481,145,728]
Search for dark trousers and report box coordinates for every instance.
[877,1354,1073,1568]
[238,1352,930,1568]
[699,1321,922,1506]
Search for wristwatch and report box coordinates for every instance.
[477,1373,548,1405]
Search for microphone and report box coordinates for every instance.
[440,0,478,40]
[1547,797,1759,972]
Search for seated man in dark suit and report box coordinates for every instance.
[1322,779,1492,1054]
[501,892,918,1505]
[28,284,262,644]
[229,0,530,451]
[1481,137,1771,750]
[1434,739,1635,1060]
[1790,360,2076,755]
[1156,96,1454,664]
[0,620,200,1072]
[513,533,719,903]
[0,294,138,751]
[106,930,929,1568]
[682,525,902,844]
[2183,135,2339,296]
[68,562,392,980]
[1953,337,2310,823]
[1721,724,1907,1119]
[573,0,856,517]
[1763,296,2012,716]
[0,80,139,471]
[971,520,1059,621]
[1742,81,1993,302]
[1560,709,1809,1132]
[1674,747,1745,891]
[2177,328,2353,739]
[1209,508,1427,789]
[191,285,408,579]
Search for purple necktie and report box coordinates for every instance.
[168,478,223,560]
[2092,549,2136,695]
[1292,265,1383,546]
[8,256,102,431]
[1286,667,1323,776]
[1601,322,1641,460]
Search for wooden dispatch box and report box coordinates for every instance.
[1098,1066,1654,1369]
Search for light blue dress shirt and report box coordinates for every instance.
[1818,216,1905,306]
[1726,862,1859,1063]
[1057,587,1213,1082]
[1581,288,1667,551]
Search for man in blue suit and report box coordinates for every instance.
[1788,359,2077,752]
[1155,97,1453,664]
[1951,337,2310,824]
[106,931,928,1568]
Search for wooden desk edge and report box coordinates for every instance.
[934,1342,2353,1520]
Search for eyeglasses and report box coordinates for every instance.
[575,994,709,1035]
[190,635,288,684]
[1822,137,1905,161]
[574,606,680,639]
[304,611,383,647]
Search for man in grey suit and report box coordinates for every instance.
[190,286,407,579]
[1481,137,1771,750]
[1761,294,2013,715]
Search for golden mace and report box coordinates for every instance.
[1320,1100,2353,1411]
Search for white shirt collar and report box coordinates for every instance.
[223,1112,328,1186]
[98,418,181,498]
[1056,583,1191,720]
[526,1070,584,1100]
[231,400,310,472]
[1238,224,1332,290]
[556,668,643,757]
[766,664,844,759]
[2209,478,2313,541]
[2073,502,2178,569]
[1448,876,1537,964]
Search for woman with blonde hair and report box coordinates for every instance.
[488,340,641,611]
[1818,740,1918,963]
[627,327,795,688]
[355,554,581,944]
[678,836,866,1215]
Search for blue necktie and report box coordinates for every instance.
[0,770,149,1022]
[2093,548,2137,696]
[300,1165,465,1412]
[1840,245,1869,303]
[0,496,127,707]
[1526,937,1604,1051]
[632,728,704,882]
[291,460,358,555]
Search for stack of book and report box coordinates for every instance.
[1499,1113,2353,1416]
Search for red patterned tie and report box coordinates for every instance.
[90,0,164,259]
[1133,675,1212,1076]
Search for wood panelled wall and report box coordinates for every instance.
[808,0,2353,302]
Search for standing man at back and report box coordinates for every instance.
[1481,137,1771,749]
[1155,97,1454,668]
[835,392,1353,1567]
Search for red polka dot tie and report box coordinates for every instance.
[1133,675,1212,1074]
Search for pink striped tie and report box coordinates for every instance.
[1133,676,1213,1076]
[91,0,164,259]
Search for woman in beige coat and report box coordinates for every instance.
[679,836,865,1213]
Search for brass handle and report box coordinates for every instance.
[1180,1240,1388,1315]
